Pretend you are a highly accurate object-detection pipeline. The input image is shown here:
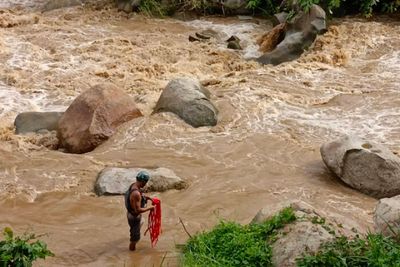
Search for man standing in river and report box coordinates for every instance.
[125,171,155,251]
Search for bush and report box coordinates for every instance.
[0,227,54,267]
[297,233,400,266]
[182,207,296,267]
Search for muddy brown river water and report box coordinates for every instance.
[0,1,399,266]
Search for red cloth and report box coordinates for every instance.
[147,197,161,247]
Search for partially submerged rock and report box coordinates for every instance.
[57,83,142,154]
[257,23,286,53]
[117,0,141,13]
[374,195,400,237]
[271,12,288,26]
[257,4,326,65]
[321,135,400,198]
[95,167,187,195]
[153,78,218,127]
[14,112,64,134]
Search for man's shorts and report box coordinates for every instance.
[127,212,142,242]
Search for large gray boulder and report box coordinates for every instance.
[257,4,326,65]
[321,135,400,198]
[374,195,400,237]
[95,167,187,195]
[252,201,335,267]
[14,112,64,134]
[153,78,218,128]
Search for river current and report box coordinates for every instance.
[0,1,399,266]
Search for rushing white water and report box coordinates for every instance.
[0,1,399,266]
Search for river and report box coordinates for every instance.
[0,1,399,266]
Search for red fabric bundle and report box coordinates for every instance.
[147,197,161,247]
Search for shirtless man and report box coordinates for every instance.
[125,171,155,251]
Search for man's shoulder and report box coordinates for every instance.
[131,189,141,197]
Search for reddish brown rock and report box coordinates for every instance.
[257,23,286,53]
[57,84,142,153]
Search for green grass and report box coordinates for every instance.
[181,207,296,267]
[297,234,400,267]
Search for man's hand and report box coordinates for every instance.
[148,205,155,211]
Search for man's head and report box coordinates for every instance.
[136,170,150,188]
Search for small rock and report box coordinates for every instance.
[227,40,242,50]
[195,32,211,40]
[189,35,200,42]
[374,195,400,237]
[226,35,240,42]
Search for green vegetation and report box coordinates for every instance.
[297,234,400,266]
[138,0,399,18]
[139,0,166,16]
[182,207,296,267]
[181,207,400,267]
[0,227,54,267]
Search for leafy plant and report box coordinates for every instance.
[297,233,400,266]
[0,227,54,267]
[182,207,296,267]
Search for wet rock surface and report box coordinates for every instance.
[57,83,142,153]
[153,78,218,127]
[257,4,327,65]
[14,111,64,134]
[95,167,188,195]
[321,135,400,198]
[374,195,400,237]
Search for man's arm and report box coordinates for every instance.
[132,191,154,214]
[144,195,153,204]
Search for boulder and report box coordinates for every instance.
[153,78,218,128]
[257,23,286,53]
[272,221,333,266]
[14,112,64,134]
[257,4,326,65]
[374,195,400,237]
[42,0,83,12]
[321,135,400,198]
[117,0,141,13]
[257,30,316,65]
[252,201,334,267]
[57,83,142,154]
[95,167,187,195]
[271,12,288,27]
[251,201,316,224]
